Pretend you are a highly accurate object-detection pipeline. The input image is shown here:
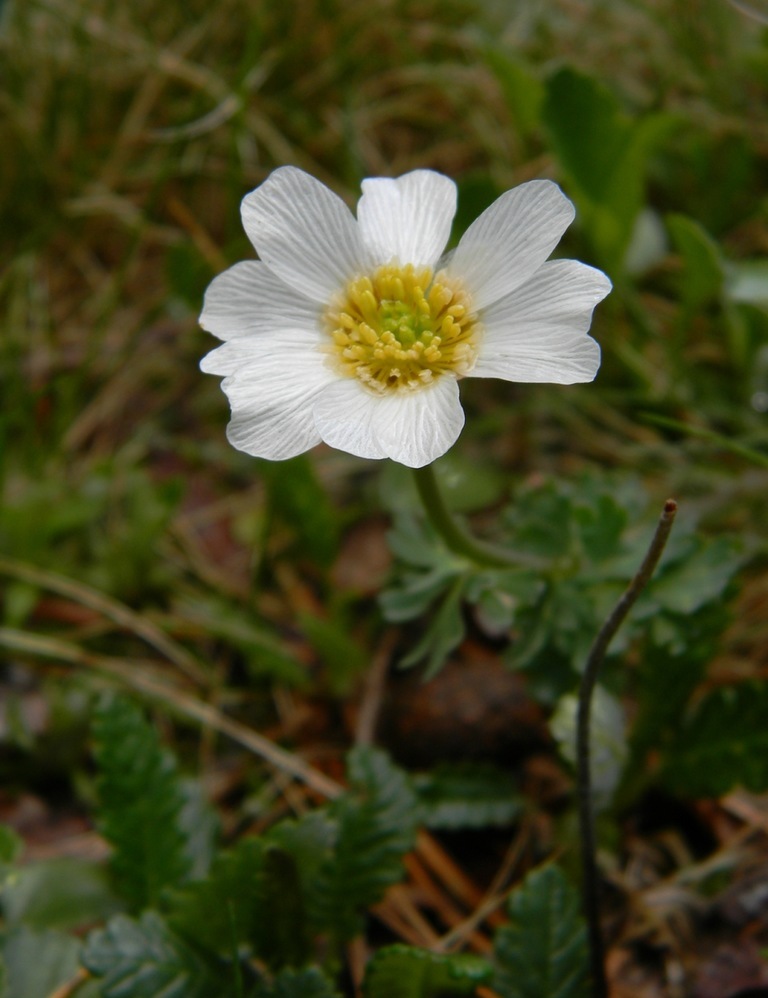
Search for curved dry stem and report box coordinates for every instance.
[577,498,678,998]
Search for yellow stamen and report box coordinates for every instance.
[324,263,480,393]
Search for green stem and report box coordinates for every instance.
[576,498,677,998]
[411,464,532,569]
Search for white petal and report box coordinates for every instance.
[204,336,335,460]
[241,167,374,304]
[357,170,457,269]
[200,261,320,341]
[313,377,464,468]
[200,327,322,376]
[311,380,387,461]
[447,180,575,309]
[374,378,465,467]
[471,259,610,384]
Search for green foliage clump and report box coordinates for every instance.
[382,473,746,700]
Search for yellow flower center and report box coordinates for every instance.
[324,263,480,393]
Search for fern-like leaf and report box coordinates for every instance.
[169,836,267,958]
[81,911,223,998]
[363,944,491,997]
[493,865,590,998]
[310,746,420,943]
[92,696,191,911]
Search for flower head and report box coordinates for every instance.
[200,168,611,468]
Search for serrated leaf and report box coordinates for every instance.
[661,682,768,797]
[311,747,420,943]
[2,925,81,998]
[413,764,524,830]
[169,836,267,957]
[363,944,491,998]
[493,865,590,998]
[626,609,726,791]
[266,810,337,901]
[92,697,191,910]
[82,911,222,998]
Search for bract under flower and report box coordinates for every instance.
[200,167,611,468]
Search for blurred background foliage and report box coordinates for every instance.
[2,0,768,994]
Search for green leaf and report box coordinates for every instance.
[646,535,745,616]
[299,610,368,696]
[413,764,524,830]
[92,696,191,910]
[661,682,768,797]
[266,810,337,907]
[0,824,23,865]
[261,455,339,566]
[483,50,544,138]
[0,857,121,931]
[543,66,673,266]
[399,577,467,678]
[172,811,338,967]
[260,846,310,970]
[170,836,268,958]
[2,925,81,998]
[262,967,342,998]
[621,616,721,803]
[465,568,543,635]
[493,865,590,998]
[363,944,492,998]
[667,214,724,311]
[82,911,222,998]
[311,747,420,943]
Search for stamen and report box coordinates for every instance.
[324,263,480,394]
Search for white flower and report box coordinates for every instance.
[200,167,611,468]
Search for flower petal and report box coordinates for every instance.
[203,335,335,460]
[199,261,320,341]
[471,259,610,384]
[313,377,464,468]
[447,180,575,309]
[241,167,374,304]
[357,170,457,269]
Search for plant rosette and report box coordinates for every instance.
[200,168,611,468]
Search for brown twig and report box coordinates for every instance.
[577,499,678,998]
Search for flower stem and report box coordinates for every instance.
[411,464,538,569]
[577,499,678,998]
